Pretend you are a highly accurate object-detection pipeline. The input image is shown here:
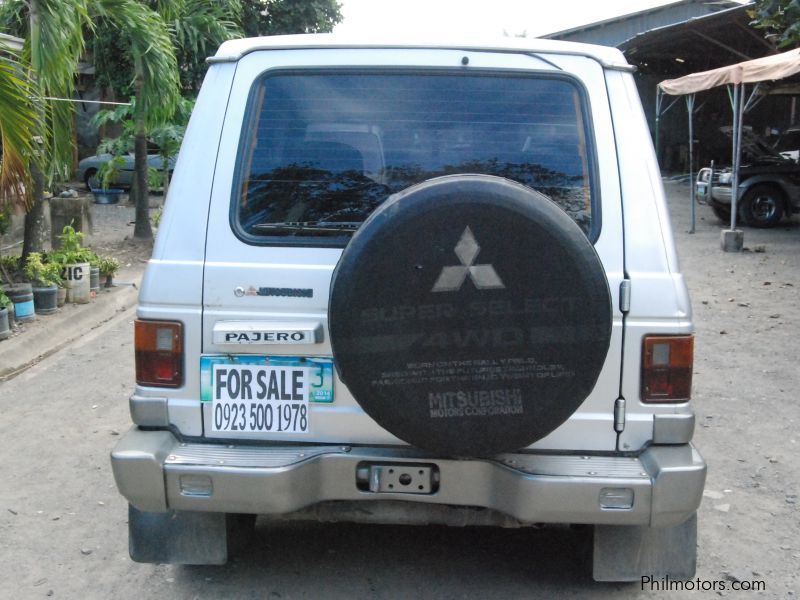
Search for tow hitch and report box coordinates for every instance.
[356,463,439,494]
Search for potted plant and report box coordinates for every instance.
[24,252,62,315]
[0,286,11,340]
[98,256,120,288]
[1,256,34,323]
[49,225,95,304]
[92,155,126,204]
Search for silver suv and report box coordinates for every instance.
[111,35,705,582]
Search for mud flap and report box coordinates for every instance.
[128,505,253,565]
[592,513,697,582]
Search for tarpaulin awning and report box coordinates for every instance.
[658,47,800,95]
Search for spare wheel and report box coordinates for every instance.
[329,174,612,456]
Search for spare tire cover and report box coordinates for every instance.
[329,175,612,456]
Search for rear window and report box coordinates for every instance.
[234,70,596,245]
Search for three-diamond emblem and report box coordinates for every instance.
[431,227,505,293]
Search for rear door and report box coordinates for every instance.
[200,46,625,450]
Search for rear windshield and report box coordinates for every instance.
[234,70,596,245]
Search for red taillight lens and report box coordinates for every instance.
[135,320,183,388]
[641,335,693,402]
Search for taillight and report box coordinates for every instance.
[641,335,693,402]
[135,320,183,387]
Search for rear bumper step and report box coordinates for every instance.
[111,427,705,528]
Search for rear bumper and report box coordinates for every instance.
[111,427,705,528]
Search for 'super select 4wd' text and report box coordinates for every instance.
[111,35,706,582]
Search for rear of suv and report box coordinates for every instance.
[112,35,705,581]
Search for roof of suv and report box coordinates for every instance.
[210,33,632,70]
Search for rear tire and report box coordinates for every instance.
[710,201,730,224]
[740,184,785,228]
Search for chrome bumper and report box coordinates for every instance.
[696,182,732,204]
[111,428,705,528]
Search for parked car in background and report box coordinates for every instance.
[696,126,800,227]
[76,152,176,189]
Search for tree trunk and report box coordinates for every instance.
[22,0,47,261]
[21,163,47,261]
[132,73,152,240]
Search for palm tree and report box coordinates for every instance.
[93,0,240,237]
[0,46,38,212]
[2,0,180,246]
[93,0,180,239]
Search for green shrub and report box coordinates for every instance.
[98,256,120,276]
[24,253,63,287]
[0,286,10,308]
[50,225,96,265]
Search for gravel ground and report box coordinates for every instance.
[664,179,800,598]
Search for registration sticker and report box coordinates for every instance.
[200,356,334,434]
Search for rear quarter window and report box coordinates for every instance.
[233,69,598,246]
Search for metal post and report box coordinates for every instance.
[686,93,696,233]
[729,84,740,231]
[721,84,745,251]
[731,84,746,231]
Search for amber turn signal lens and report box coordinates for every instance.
[641,335,693,402]
[135,320,183,388]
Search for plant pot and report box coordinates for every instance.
[91,188,124,205]
[0,306,10,340]
[61,262,91,304]
[57,286,67,307]
[103,274,115,288]
[32,284,59,315]
[90,266,100,297]
[4,283,35,322]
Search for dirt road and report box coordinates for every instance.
[0,181,797,598]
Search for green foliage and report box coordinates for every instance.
[751,0,800,48]
[0,285,11,308]
[0,46,39,210]
[50,224,96,264]
[0,0,90,187]
[24,251,63,287]
[0,255,21,275]
[93,0,181,127]
[93,18,135,97]
[0,206,12,236]
[148,167,163,189]
[96,155,126,190]
[94,0,232,99]
[168,0,242,93]
[150,207,163,227]
[97,255,120,276]
[240,0,342,37]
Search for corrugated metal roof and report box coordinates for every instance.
[544,0,743,48]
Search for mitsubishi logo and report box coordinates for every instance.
[431,227,505,293]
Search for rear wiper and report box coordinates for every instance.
[252,220,362,233]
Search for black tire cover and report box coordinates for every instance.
[329,175,612,456]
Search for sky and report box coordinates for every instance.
[334,0,691,38]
